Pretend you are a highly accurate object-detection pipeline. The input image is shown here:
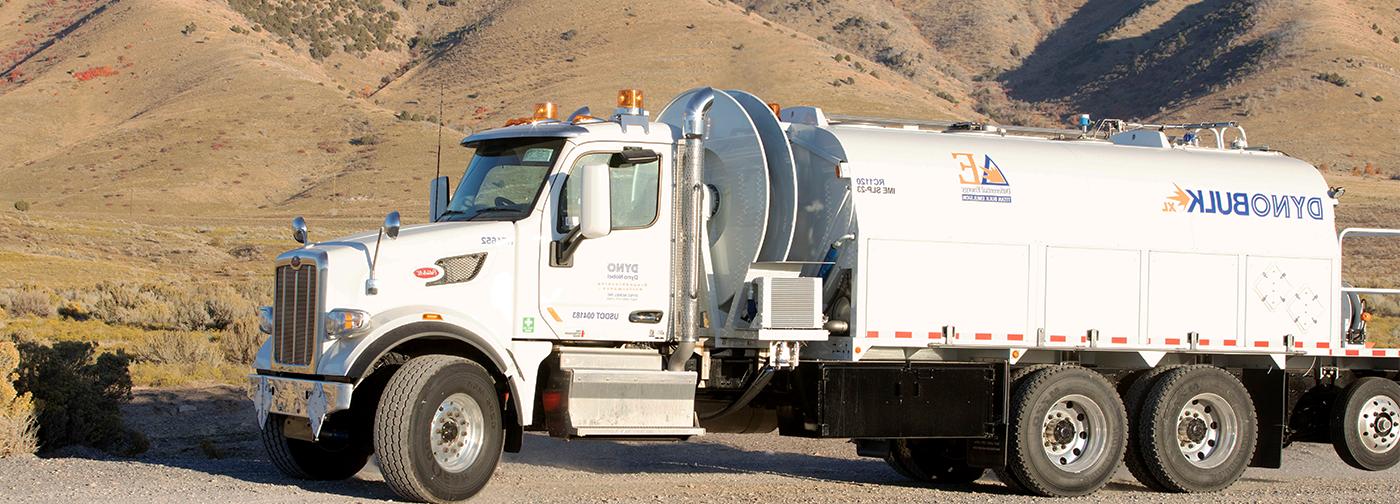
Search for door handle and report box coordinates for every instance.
[629,310,663,324]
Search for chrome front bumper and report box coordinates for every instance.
[247,374,353,441]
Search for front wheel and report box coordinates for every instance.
[375,355,504,503]
[1331,377,1400,470]
[261,414,370,480]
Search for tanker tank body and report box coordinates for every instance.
[773,114,1341,362]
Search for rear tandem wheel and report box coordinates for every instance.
[1002,366,1127,497]
[1138,365,1256,493]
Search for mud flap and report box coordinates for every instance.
[1241,368,1287,468]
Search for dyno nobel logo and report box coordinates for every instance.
[954,153,1012,203]
[1164,183,1323,220]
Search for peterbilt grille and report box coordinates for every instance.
[426,253,486,286]
[274,261,319,367]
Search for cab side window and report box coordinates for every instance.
[558,152,660,233]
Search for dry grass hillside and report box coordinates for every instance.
[0,0,1398,367]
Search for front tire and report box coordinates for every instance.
[1139,365,1256,492]
[1331,377,1400,471]
[261,414,371,480]
[1004,366,1126,497]
[375,355,504,503]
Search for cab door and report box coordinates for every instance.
[537,144,671,342]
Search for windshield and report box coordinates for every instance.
[442,137,566,221]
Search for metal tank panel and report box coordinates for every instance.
[785,124,855,266]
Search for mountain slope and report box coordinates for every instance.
[0,0,1395,226]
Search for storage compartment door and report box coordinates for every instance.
[863,240,1031,347]
[1146,252,1239,349]
[1044,247,1142,348]
[1244,256,1332,352]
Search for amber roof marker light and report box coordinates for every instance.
[618,89,643,111]
[614,89,650,133]
[533,102,558,120]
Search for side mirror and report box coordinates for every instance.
[383,211,400,240]
[292,216,308,245]
[579,163,611,239]
[428,176,450,222]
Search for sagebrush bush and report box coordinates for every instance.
[0,341,38,457]
[85,280,263,332]
[8,291,54,318]
[131,330,223,366]
[1366,295,1400,318]
[220,318,265,365]
[15,341,148,455]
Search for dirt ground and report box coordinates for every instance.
[3,382,1400,503]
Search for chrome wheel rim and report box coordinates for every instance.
[1357,394,1400,454]
[1176,392,1237,468]
[1040,394,1108,472]
[431,392,485,472]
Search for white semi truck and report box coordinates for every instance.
[248,87,1400,502]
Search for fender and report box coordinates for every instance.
[344,321,528,452]
[345,321,509,379]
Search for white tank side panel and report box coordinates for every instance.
[1146,252,1239,349]
[1045,247,1141,347]
[830,127,1336,258]
[821,126,1340,352]
[1244,256,1332,350]
[861,239,1031,346]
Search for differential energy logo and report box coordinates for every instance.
[954,153,1012,203]
[1163,183,1323,219]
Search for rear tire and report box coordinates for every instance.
[1139,365,1256,492]
[1004,366,1126,497]
[1331,377,1400,471]
[261,414,370,480]
[1122,365,1182,492]
[375,355,504,503]
[885,439,985,484]
[993,364,1055,492]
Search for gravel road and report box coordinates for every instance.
[2,384,1399,504]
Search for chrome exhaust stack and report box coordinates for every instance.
[667,88,714,372]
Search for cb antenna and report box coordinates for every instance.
[435,83,445,180]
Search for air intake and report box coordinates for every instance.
[426,253,486,286]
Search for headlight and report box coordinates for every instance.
[326,309,373,339]
[258,306,274,335]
